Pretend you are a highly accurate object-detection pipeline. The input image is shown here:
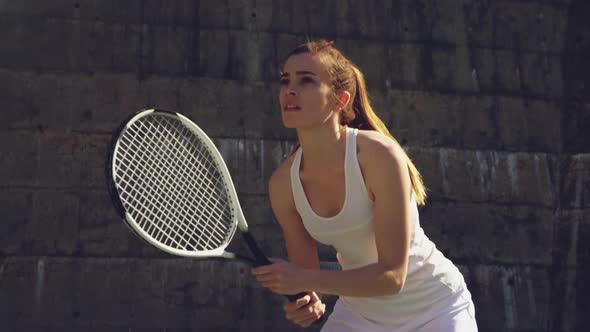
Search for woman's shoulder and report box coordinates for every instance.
[268,151,296,196]
[268,151,299,213]
[355,129,405,162]
[354,130,411,200]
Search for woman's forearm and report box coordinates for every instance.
[302,262,405,297]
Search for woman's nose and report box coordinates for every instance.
[288,89,297,96]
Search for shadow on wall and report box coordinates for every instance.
[562,0,590,154]
[551,1,590,332]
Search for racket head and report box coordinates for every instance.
[106,109,246,258]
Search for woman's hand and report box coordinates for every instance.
[283,292,325,328]
[252,260,324,327]
[251,258,310,295]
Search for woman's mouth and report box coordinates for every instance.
[283,104,301,112]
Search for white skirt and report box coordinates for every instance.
[321,289,478,332]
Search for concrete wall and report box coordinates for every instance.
[0,0,588,331]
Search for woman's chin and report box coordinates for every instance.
[281,117,329,130]
[282,122,299,129]
[281,117,303,129]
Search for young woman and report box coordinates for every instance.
[251,40,478,331]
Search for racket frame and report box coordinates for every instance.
[106,109,308,303]
[107,109,257,261]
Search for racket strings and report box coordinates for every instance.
[116,138,205,249]
[132,123,207,233]
[144,119,231,247]
[124,119,230,248]
[119,120,229,250]
[114,114,236,252]
[153,119,229,216]
[146,119,233,238]
[165,123,234,246]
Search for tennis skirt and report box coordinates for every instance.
[321,289,478,332]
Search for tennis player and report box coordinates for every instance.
[252,40,478,331]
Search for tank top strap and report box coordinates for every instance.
[345,127,371,201]
[289,147,308,216]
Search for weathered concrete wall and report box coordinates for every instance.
[0,0,588,331]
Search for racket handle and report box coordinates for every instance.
[242,232,323,324]
[285,292,325,326]
[285,292,308,302]
[241,232,273,267]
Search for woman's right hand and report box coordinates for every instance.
[283,292,325,328]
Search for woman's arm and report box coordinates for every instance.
[263,163,325,327]
[254,134,412,297]
[268,164,320,271]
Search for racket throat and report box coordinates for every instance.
[241,232,272,267]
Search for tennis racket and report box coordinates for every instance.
[106,109,307,302]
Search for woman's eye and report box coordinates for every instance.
[300,77,314,84]
[279,79,289,85]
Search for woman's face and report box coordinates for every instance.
[279,53,337,129]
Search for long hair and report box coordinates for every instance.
[285,39,427,205]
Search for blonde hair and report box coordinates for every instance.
[286,39,427,205]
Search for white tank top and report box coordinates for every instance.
[290,127,469,326]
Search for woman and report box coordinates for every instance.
[251,40,478,331]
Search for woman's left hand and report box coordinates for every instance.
[251,258,309,295]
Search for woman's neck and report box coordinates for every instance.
[297,124,347,171]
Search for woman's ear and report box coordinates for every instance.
[337,91,351,110]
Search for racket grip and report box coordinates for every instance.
[241,232,273,267]
[285,292,325,326]
[242,232,323,324]
[285,292,308,302]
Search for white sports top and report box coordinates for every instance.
[290,127,469,327]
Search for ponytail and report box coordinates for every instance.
[348,66,427,205]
